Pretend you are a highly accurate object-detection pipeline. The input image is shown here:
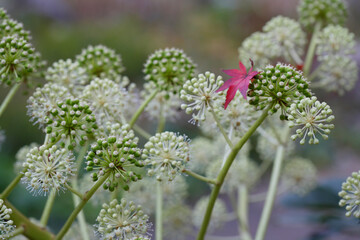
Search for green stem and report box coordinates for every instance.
[303,22,322,76]
[5,200,55,240]
[196,108,269,240]
[65,184,83,198]
[129,89,158,128]
[156,181,163,240]
[249,185,289,203]
[1,168,27,199]
[56,172,111,240]
[254,145,285,240]
[156,106,166,133]
[182,169,217,185]
[0,82,21,119]
[0,226,24,239]
[238,185,252,240]
[210,107,233,149]
[71,191,90,240]
[133,124,152,139]
[40,189,56,226]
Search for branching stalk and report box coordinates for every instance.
[129,89,158,128]
[0,82,21,119]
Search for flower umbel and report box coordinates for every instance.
[339,171,360,218]
[288,97,334,144]
[217,60,259,109]
[0,199,15,236]
[95,198,151,240]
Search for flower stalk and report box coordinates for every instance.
[0,82,21,119]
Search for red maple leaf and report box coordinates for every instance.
[217,59,260,109]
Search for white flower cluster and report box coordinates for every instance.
[0,199,15,236]
[339,171,360,218]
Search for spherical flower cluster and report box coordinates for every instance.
[288,97,334,144]
[45,59,89,95]
[45,98,97,149]
[76,45,125,79]
[317,55,358,95]
[263,16,306,63]
[248,63,312,118]
[297,0,347,29]
[86,124,143,192]
[339,171,360,218]
[163,204,193,240]
[0,18,30,40]
[142,131,190,181]
[143,48,196,93]
[82,78,129,126]
[238,32,279,69]
[180,72,224,125]
[0,199,15,236]
[27,83,72,128]
[316,25,355,61]
[282,158,317,195]
[95,198,151,239]
[15,142,39,173]
[22,145,75,196]
[141,82,182,122]
[0,35,36,85]
[192,196,227,232]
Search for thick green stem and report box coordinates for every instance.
[156,181,163,240]
[5,200,55,240]
[56,172,111,240]
[210,107,233,148]
[303,22,322,76]
[196,108,269,240]
[238,185,252,240]
[40,189,56,226]
[0,82,21,119]
[129,89,158,128]
[182,169,216,185]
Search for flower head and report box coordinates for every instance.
[0,199,15,236]
[22,145,75,196]
[143,48,196,93]
[45,98,98,149]
[339,171,360,218]
[288,97,334,144]
[0,17,30,40]
[86,124,143,192]
[15,142,39,173]
[217,60,259,109]
[142,131,190,181]
[163,204,193,240]
[95,198,151,239]
[180,71,224,124]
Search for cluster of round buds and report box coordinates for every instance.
[22,145,75,196]
[81,78,129,126]
[297,0,347,29]
[316,25,355,61]
[45,98,98,149]
[86,124,143,192]
[143,48,196,93]
[15,142,39,173]
[0,35,37,85]
[142,131,190,181]
[76,45,125,80]
[163,204,193,240]
[287,97,334,144]
[339,171,360,218]
[27,83,72,128]
[248,63,312,118]
[95,198,151,239]
[0,17,30,40]
[282,158,317,196]
[192,196,227,232]
[45,59,89,95]
[238,32,279,69]
[180,72,224,125]
[141,81,182,122]
[317,55,358,95]
[263,16,306,63]
[0,199,15,236]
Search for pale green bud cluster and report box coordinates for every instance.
[45,59,89,95]
[298,0,347,29]
[64,222,96,240]
[142,131,190,181]
[143,48,196,93]
[180,72,224,125]
[15,142,39,173]
[163,204,193,240]
[282,158,317,196]
[95,199,151,239]
[248,63,312,118]
[263,16,306,63]
[288,97,334,144]
[0,199,15,236]
[0,17,30,40]
[22,145,75,196]
[339,171,360,218]
[45,98,98,150]
[86,124,143,192]
[76,45,125,80]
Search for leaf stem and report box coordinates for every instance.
[0,82,21,119]
[129,89,158,128]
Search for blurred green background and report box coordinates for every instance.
[0,0,360,239]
